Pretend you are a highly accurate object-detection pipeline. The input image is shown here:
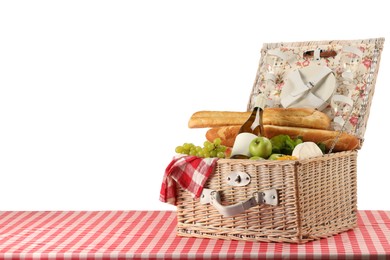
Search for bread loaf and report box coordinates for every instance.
[263,125,360,152]
[205,126,241,147]
[206,125,359,152]
[188,111,250,128]
[263,108,331,130]
[189,108,331,130]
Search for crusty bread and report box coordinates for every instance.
[189,108,331,130]
[263,107,331,130]
[263,125,360,152]
[206,125,359,152]
[205,126,240,147]
[189,111,250,128]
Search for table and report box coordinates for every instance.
[0,210,389,259]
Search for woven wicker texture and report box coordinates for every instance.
[177,151,357,243]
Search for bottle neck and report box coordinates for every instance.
[250,107,262,131]
[254,94,266,110]
[251,107,264,136]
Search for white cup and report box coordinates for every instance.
[230,133,257,158]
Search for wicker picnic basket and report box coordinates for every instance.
[176,38,385,243]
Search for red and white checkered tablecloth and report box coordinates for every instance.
[0,210,389,259]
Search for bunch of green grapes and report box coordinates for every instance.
[175,138,227,158]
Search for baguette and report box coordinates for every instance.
[263,125,360,152]
[189,111,250,128]
[264,108,331,130]
[206,125,359,152]
[189,108,331,130]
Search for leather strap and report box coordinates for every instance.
[331,94,354,131]
[265,50,288,83]
[313,48,321,60]
[329,46,362,131]
[268,49,288,61]
[211,195,258,217]
[201,188,278,217]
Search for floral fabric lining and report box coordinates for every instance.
[248,38,385,143]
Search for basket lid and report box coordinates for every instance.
[247,38,385,149]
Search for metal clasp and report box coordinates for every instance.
[226,171,251,187]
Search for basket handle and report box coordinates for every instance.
[200,188,278,217]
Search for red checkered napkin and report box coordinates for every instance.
[160,155,218,205]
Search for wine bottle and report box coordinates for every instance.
[230,95,265,159]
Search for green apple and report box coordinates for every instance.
[268,153,284,160]
[249,137,272,159]
[249,156,265,161]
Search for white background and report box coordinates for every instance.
[0,0,389,211]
